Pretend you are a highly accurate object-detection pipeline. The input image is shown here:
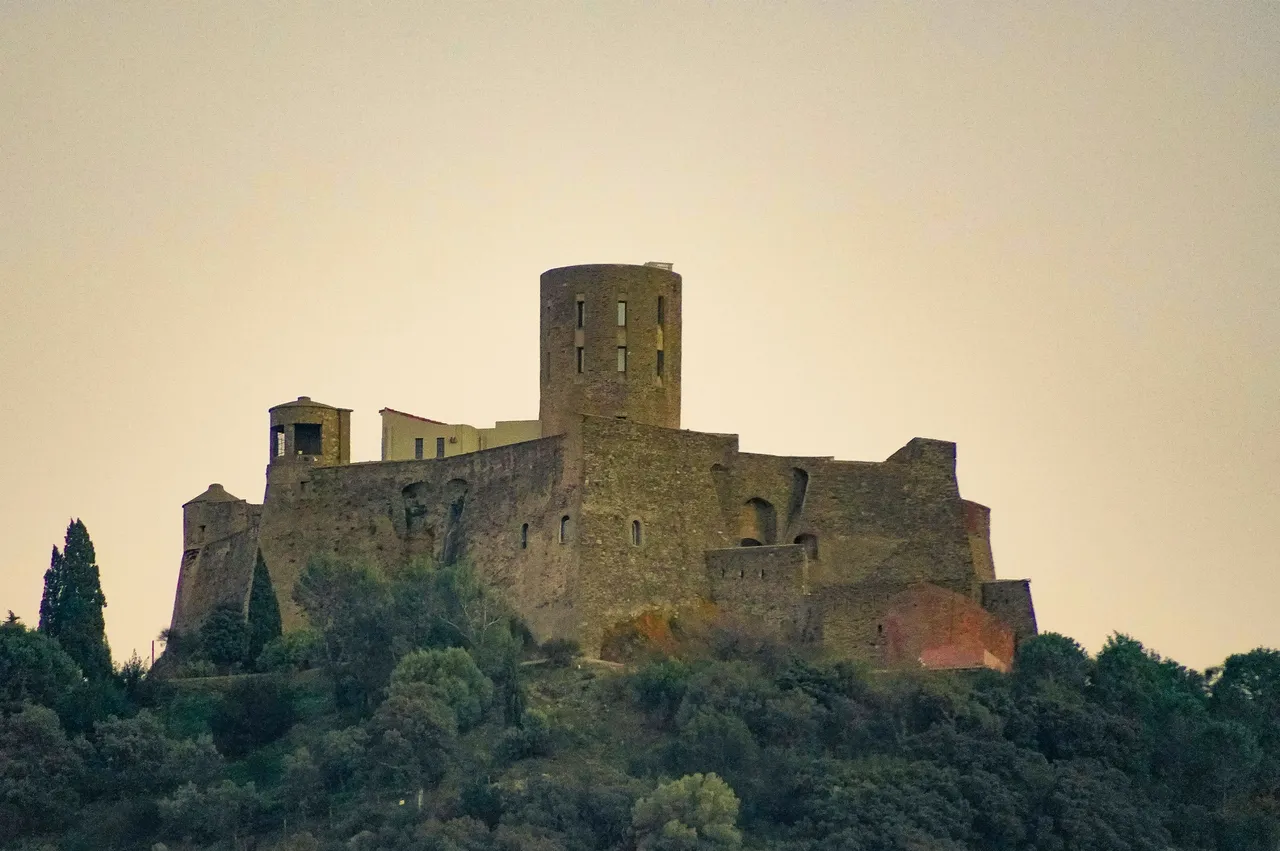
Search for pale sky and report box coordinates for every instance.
[2,2,1276,671]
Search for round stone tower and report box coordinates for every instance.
[267,396,352,467]
[539,263,681,436]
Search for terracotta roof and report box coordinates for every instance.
[378,407,448,425]
[183,483,243,506]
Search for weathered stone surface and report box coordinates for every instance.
[981,579,1038,645]
[539,264,681,436]
[166,263,1036,672]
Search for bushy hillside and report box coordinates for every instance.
[3,558,1280,851]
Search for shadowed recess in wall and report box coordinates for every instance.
[740,497,776,546]
[795,533,819,561]
[786,467,809,530]
[710,463,733,524]
[442,478,468,566]
[401,482,436,560]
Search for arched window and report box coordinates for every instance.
[559,515,570,544]
[794,533,819,560]
[520,523,528,549]
[631,519,642,546]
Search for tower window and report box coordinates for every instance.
[294,423,322,456]
[657,296,665,325]
[436,437,446,458]
[576,346,584,373]
[576,298,585,329]
[272,426,286,457]
[559,515,570,544]
[520,523,528,549]
[617,300,627,326]
[414,437,424,460]
[656,349,665,377]
[631,519,642,546]
[198,525,206,542]
[617,346,627,372]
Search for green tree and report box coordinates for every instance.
[92,710,170,794]
[246,551,283,666]
[632,773,742,851]
[389,647,494,731]
[0,704,86,842]
[317,725,370,793]
[257,627,324,672]
[0,615,83,710]
[198,602,250,670]
[158,779,264,845]
[39,519,112,680]
[280,747,325,818]
[370,689,457,792]
[87,708,221,798]
[1013,632,1093,692]
[294,556,395,707]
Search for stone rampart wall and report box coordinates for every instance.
[574,416,736,651]
[706,544,814,641]
[981,579,1038,645]
[818,581,1016,670]
[258,434,581,641]
[169,526,260,635]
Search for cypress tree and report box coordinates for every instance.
[38,519,112,680]
[246,550,282,666]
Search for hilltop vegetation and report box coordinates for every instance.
[4,552,1280,850]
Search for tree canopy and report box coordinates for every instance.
[38,519,112,680]
[5,551,1280,851]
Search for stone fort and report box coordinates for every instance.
[168,263,1036,670]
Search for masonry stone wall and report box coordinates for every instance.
[574,416,735,651]
[818,582,1016,670]
[981,579,1038,645]
[257,434,582,641]
[725,441,977,597]
[165,263,1037,672]
[540,264,682,436]
[269,397,351,466]
[169,526,260,634]
[963,500,996,583]
[169,485,263,636]
[706,544,815,641]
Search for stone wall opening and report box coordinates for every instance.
[294,423,322,456]
[402,482,432,538]
[787,467,809,528]
[442,478,468,565]
[795,533,819,560]
[740,497,777,545]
